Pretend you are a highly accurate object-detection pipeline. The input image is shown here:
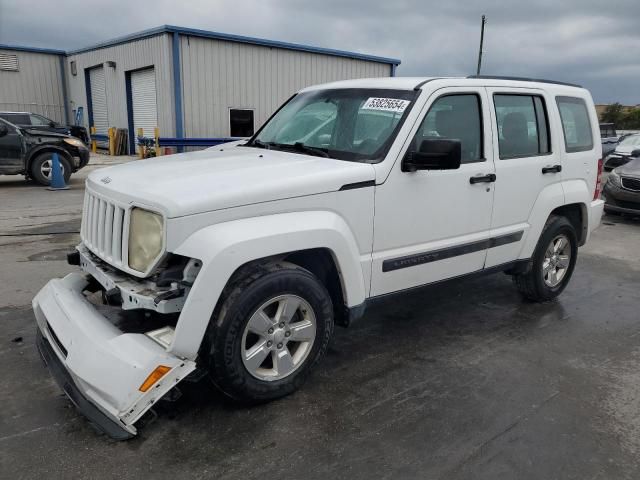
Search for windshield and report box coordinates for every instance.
[249,88,418,162]
[619,135,640,147]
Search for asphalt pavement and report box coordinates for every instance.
[1,155,639,479]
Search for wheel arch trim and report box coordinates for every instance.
[167,211,367,359]
[26,145,73,173]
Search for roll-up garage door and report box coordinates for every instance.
[131,68,158,141]
[89,66,109,137]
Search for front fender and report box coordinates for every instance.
[26,144,72,171]
[168,211,367,359]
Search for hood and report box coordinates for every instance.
[87,146,376,217]
[614,143,640,156]
[615,158,640,177]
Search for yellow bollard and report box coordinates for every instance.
[108,127,115,156]
[90,126,97,153]
[154,127,161,156]
[137,128,144,159]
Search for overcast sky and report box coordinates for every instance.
[1,0,638,104]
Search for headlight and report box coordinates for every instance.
[608,169,621,186]
[63,137,86,148]
[128,208,164,272]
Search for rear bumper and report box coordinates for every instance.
[586,198,604,242]
[32,273,196,439]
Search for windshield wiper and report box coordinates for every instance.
[288,142,330,158]
[250,140,330,158]
[249,139,273,150]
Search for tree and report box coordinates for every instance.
[622,108,640,130]
[601,103,625,126]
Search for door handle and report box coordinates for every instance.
[469,173,496,184]
[542,164,562,174]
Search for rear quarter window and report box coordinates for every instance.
[556,97,593,153]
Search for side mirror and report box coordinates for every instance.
[49,121,57,127]
[0,124,8,137]
[402,139,462,172]
[631,149,640,158]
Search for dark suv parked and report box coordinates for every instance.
[603,158,640,216]
[0,117,90,185]
[0,111,89,143]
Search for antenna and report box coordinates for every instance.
[476,15,487,75]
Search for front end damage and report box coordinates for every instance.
[33,245,199,439]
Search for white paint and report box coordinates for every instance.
[33,77,605,435]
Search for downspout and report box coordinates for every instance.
[172,31,184,152]
[59,55,70,124]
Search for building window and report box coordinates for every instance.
[0,53,19,71]
[230,109,254,137]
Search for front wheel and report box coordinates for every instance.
[513,215,578,302]
[30,152,72,186]
[205,262,334,403]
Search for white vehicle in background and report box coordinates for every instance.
[33,76,604,439]
[603,133,640,171]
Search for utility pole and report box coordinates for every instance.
[476,15,487,76]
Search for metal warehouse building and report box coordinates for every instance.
[1,25,400,153]
[0,45,67,122]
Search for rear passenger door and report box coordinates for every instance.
[485,88,563,268]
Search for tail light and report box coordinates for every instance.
[594,158,603,200]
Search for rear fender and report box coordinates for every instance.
[169,211,367,359]
[518,182,565,259]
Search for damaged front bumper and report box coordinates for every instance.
[33,273,196,439]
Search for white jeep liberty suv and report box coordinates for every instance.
[33,76,604,439]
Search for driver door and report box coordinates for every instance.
[370,87,496,296]
[0,122,24,173]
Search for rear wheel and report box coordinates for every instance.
[513,215,578,302]
[30,152,71,186]
[205,261,334,403]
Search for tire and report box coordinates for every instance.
[204,261,334,403]
[30,152,72,186]
[512,215,578,302]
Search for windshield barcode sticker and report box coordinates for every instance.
[362,97,410,113]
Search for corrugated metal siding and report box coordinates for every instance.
[180,36,391,137]
[0,49,65,122]
[65,34,174,137]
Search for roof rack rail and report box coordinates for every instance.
[467,75,582,88]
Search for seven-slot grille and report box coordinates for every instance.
[621,177,640,192]
[81,191,127,267]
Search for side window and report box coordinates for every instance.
[6,114,30,125]
[494,94,550,159]
[411,94,483,163]
[30,114,50,126]
[556,97,593,153]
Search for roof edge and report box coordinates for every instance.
[0,44,65,55]
[163,25,401,65]
[64,24,399,65]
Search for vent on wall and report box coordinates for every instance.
[0,53,19,71]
